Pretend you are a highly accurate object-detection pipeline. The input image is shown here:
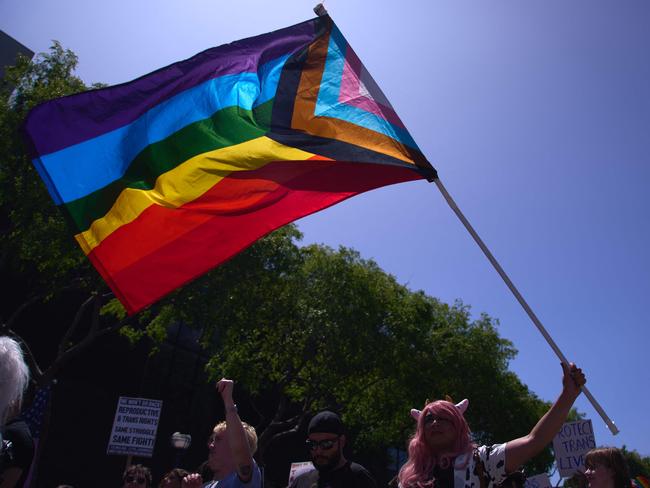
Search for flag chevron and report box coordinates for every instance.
[24,14,437,314]
[314,26,416,146]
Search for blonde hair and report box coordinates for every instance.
[213,421,258,454]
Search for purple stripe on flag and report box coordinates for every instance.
[24,17,320,157]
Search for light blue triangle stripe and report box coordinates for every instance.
[314,26,418,150]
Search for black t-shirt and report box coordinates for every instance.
[289,461,376,488]
[1,419,35,483]
[431,464,454,488]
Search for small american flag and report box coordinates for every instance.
[20,385,51,488]
[21,385,51,438]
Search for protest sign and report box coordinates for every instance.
[525,473,552,488]
[553,419,596,477]
[107,396,162,457]
[288,462,316,485]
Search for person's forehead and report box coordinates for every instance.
[426,412,452,419]
[425,407,453,418]
[209,429,229,445]
[308,432,339,441]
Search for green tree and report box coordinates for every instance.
[622,446,650,479]
[0,42,126,387]
[137,231,560,480]
[1,43,572,486]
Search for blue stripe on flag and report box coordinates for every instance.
[33,54,289,205]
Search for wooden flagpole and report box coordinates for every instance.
[434,177,619,435]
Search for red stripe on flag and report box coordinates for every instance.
[88,160,423,314]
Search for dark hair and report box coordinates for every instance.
[123,464,152,487]
[159,468,190,486]
[567,470,588,488]
[585,447,630,488]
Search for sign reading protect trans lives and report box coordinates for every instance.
[107,397,162,457]
[552,419,596,477]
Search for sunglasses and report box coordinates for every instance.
[125,476,147,484]
[424,413,452,426]
[306,437,339,451]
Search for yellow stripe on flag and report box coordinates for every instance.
[75,136,317,254]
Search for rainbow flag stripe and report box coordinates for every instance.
[24,15,436,314]
[632,476,650,488]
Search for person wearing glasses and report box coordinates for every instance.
[288,410,376,488]
[398,362,586,488]
[121,464,152,488]
[183,378,261,488]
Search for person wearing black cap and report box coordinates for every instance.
[288,410,376,488]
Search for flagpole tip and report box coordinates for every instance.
[313,3,328,16]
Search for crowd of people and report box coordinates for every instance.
[0,335,639,488]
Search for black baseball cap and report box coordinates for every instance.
[308,411,344,435]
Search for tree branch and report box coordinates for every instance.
[57,292,97,357]
[1,293,44,333]
[41,296,131,385]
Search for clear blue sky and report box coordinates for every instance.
[2,0,649,461]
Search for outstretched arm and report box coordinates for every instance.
[218,378,255,482]
[505,362,586,473]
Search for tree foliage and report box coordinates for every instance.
[0,42,102,296]
[133,224,558,474]
[1,43,570,483]
[622,446,650,479]
[0,43,123,388]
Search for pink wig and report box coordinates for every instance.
[398,400,475,488]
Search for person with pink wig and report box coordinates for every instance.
[398,362,586,488]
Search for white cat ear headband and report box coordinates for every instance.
[410,398,469,421]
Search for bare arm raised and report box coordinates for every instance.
[217,378,255,482]
[505,362,586,473]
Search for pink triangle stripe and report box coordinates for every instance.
[338,46,406,129]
